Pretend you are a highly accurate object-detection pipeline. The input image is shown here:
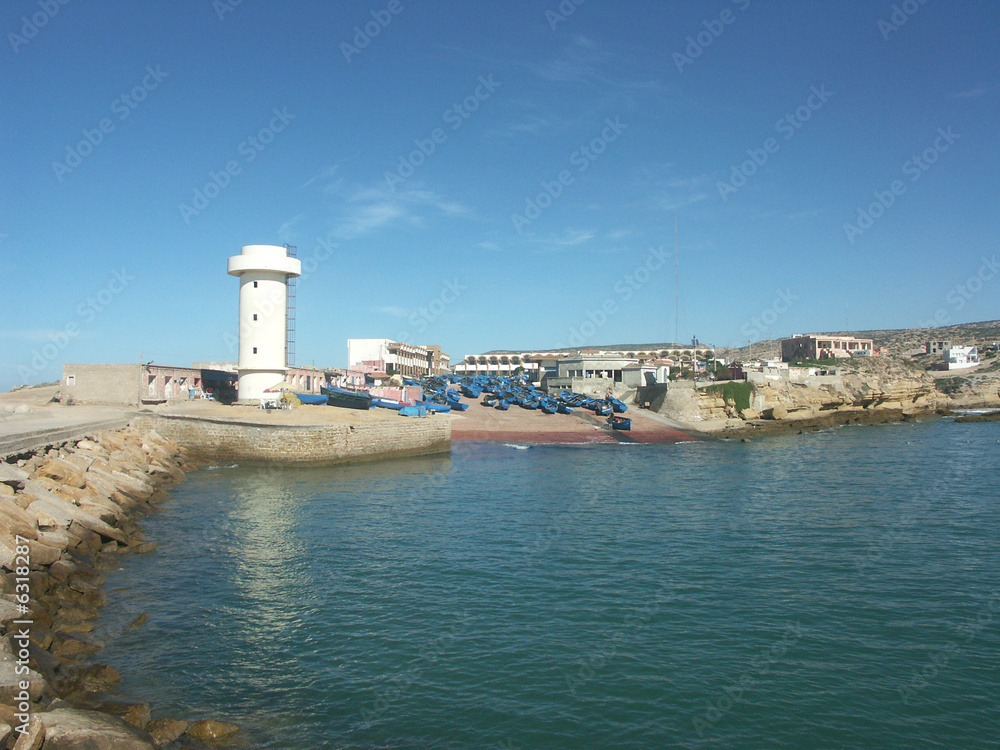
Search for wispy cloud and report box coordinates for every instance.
[303,164,343,189]
[949,84,990,99]
[373,306,410,317]
[311,177,471,241]
[477,241,504,252]
[278,213,305,241]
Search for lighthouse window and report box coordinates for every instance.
[253,347,258,354]
[253,281,258,288]
[253,314,258,321]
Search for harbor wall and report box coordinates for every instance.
[131,413,451,465]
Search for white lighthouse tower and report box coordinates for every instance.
[227,244,301,402]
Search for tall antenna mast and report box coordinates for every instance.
[674,213,679,344]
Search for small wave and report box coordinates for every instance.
[207,463,240,470]
[502,443,531,450]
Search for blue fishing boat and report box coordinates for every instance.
[609,415,631,431]
[557,404,574,415]
[495,400,510,411]
[594,403,612,416]
[295,393,328,405]
[321,386,373,410]
[482,395,498,407]
[371,397,406,410]
[609,397,628,413]
[417,400,451,413]
[398,405,427,417]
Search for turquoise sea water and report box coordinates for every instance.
[99,419,1000,749]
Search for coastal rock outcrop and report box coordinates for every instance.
[0,424,246,749]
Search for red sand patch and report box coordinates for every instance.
[449,401,696,444]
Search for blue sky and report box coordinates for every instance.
[2,0,998,389]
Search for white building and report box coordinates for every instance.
[347,339,450,377]
[453,345,714,378]
[227,244,301,401]
[945,346,980,370]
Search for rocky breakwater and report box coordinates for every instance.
[0,427,239,749]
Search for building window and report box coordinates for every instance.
[253,347,258,354]
[253,314,258,321]
[253,281,258,288]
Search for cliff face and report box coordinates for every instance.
[660,357,1000,429]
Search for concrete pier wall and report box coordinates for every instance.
[131,413,451,465]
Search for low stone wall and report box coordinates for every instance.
[131,413,451,465]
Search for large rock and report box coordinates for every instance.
[185,719,241,742]
[146,718,189,746]
[23,483,128,544]
[35,458,87,489]
[0,634,48,702]
[12,715,44,750]
[36,708,155,749]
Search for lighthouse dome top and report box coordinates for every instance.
[227,244,301,277]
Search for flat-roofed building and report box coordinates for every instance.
[347,339,450,378]
[781,334,874,361]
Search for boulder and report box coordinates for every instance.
[0,635,48,702]
[740,408,760,421]
[35,458,87,489]
[0,463,29,483]
[185,719,241,742]
[36,708,155,749]
[768,404,788,420]
[12,715,44,750]
[146,718,189,746]
[23,485,128,545]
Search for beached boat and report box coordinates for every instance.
[321,386,373,410]
[540,399,558,414]
[371,397,407,410]
[295,393,328,405]
[608,397,628,413]
[557,404,574,415]
[609,415,631,431]
[495,400,510,411]
[417,400,451,413]
[398,405,427,417]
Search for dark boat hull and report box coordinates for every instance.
[321,386,373,410]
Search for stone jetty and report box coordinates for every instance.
[1,426,239,749]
